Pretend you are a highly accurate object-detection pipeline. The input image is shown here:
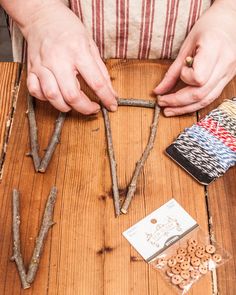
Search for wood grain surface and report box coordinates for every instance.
[0,60,235,294]
[0,62,19,177]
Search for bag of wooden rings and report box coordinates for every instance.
[151,227,231,294]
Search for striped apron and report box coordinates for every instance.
[11,0,211,62]
[70,0,211,59]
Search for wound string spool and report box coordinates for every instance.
[166,99,236,185]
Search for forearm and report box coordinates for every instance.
[0,0,66,35]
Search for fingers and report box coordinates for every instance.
[163,77,228,116]
[75,48,118,111]
[158,85,209,108]
[158,57,227,108]
[27,72,47,101]
[89,40,118,97]
[157,79,213,108]
[180,45,219,86]
[154,57,183,95]
[36,68,71,112]
[154,38,219,96]
[158,79,216,108]
[51,65,101,114]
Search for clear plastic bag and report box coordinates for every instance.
[123,199,231,294]
[150,227,231,294]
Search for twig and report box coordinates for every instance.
[11,189,30,289]
[27,95,41,171]
[185,56,194,68]
[38,113,66,173]
[117,98,155,109]
[121,103,160,214]
[26,187,57,284]
[102,106,120,216]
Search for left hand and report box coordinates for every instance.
[154,1,236,116]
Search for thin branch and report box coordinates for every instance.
[117,98,155,109]
[11,189,30,289]
[26,187,57,284]
[102,106,120,216]
[121,103,160,214]
[26,95,41,171]
[185,56,194,68]
[38,113,66,173]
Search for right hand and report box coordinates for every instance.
[22,1,118,114]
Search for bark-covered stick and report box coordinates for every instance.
[27,95,41,171]
[185,56,194,68]
[102,106,120,216]
[121,103,160,214]
[38,113,66,173]
[11,189,30,289]
[26,187,57,284]
[118,98,155,109]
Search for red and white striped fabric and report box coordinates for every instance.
[70,0,211,59]
[10,0,211,62]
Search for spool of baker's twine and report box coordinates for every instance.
[172,99,236,181]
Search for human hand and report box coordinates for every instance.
[154,1,236,116]
[22,2,117,114]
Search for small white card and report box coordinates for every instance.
[123,199,198,262]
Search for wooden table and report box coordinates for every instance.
[0,61,235,295]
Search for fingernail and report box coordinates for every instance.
[164,111,174,117]
[154,84,163,94]
[110,104,118,112]
[158,101,167,107]
[95,108,101,114]
[158,96,167,106]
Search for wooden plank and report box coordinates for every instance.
[0,60,212,294]
[199,80,236,295]
[0,62,19,177]
[104,60,212,295]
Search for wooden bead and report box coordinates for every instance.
[188,252,196,259]
[212,253,222,263]
[196,244,205,252]
[191,257,201,267]
[183,256,191,263]
[205,253,212,260]
[168,257,177,267]
[177,247,187,256]
[199,264,208,274]
[188,238,198,247]
[176,254,185,263]
[201,256,210,265]
[205,244,216,254]
[171,274,183,285]
[166,268,174,277]
[187,245,197,253]
[180,261,190,270]
[195,249,205,258]
[190,269,200,279]
[171,265,181,275]
[163,239,222,287]
[180,270,190,280]
[189,265,194,271]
